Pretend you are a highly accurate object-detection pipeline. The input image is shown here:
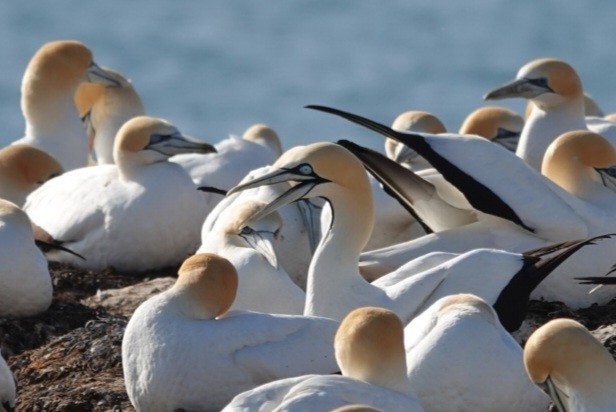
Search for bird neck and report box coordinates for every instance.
[305,186,375,318]
[517,94,586,171]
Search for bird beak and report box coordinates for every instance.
[147,133,217,156]
[595,166,616,192]
[537,377,569,412]
[228,165,322,196]
[295,199,323,254]
[86,62,121,87]
[484,77,554,100]
[228,167,325,222]
[240,228,279,269]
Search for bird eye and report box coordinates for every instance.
[298,164,313,175]
[240,226,254,235]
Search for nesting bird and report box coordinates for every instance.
[0,144,62,206]
[524,318,616,411]
[123,253,338,411]
[24,116,216,272]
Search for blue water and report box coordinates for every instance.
[2,1,616,152]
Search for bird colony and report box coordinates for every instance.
[1,40,616,412]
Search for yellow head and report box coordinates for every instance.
[243,124,283,156]
[174,253,239,319]
[0,144,63,187]
[391,111,446,134]
[542,130,616,194]
[22,40,94,102]
[335,307,407,392]
[459,106,524,140]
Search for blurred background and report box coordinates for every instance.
[1,0,615,150]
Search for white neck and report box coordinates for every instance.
[304,189,379,320]
[517,95,586,171]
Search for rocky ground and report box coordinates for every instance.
[2,263,616,411]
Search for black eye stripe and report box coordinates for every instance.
[240,226,254,235]
[150,134,174,144]
[527,77,552,90]
[496,127,519,138]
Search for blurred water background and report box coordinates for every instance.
[1,1,616,152]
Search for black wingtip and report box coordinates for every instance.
[197,186,228,196]
[35,240,86,261]
[575,277,616,285]
[336,139,435,234]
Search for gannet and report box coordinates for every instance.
[24,116,216,272]
[0,199,52,317]
[525,318,616,411]
[172,123,282,190]
[405,294,549,411]
[459,106,524,151]
[13,40,121,170]
[123,253,338,411]
[228,142,596,327]
[0,144,63,206]
[307,105,616,307]
[484,58,616,171]
[0,353,15,412]
[223,307,424,412]
[197,199,305,314]
[74,66,145,164]
[202,165,319,289]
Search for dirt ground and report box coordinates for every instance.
[3,262,616,411]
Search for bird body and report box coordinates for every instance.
[24,116,215,271]
[123,254,338,411]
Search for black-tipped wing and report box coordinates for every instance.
[338,139,480,234]
[308,105,533,232]
[307,105,589,241]
[494,234,613,331]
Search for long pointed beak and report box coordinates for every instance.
[86,62,121,87]
[246,180,323,224]
[484,78,552,100]
[227,168,305,196]
[296,199,323,254]
[538,377,569,412]
[241,229,279,269]
[148,134,217,156]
